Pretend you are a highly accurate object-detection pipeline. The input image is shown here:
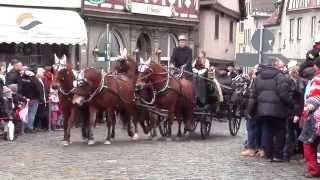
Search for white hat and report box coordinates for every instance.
[287,60,297,69]
[178,34,187,41]
[314,35,320,43]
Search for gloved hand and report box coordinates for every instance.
[304,104,315,112]
[293,116,300,123]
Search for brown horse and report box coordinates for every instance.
[72,67,137,145]
[52,64,89,146]
[115,56,155,137]
[136,63,195,139]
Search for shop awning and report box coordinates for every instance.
[0,6,87,45]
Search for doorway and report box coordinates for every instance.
[136,33,152,61]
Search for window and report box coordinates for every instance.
[215,14,219,39]
[312,16,316,37]
[229,21,234,43]
[159,33,178,61]
[96,30,124,61]
[289,19,294,40]
[297,18,302,40]
[239,21,244,32]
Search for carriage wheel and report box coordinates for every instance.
[228,105,242,136]
[159,116,169,137]
[200,115,212,139]
[190,119,198,132]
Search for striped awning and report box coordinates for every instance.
[0,6,87,45]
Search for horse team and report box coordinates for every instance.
[53,55,196,146]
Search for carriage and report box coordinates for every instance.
[53,51,249,146]
[136,66,249,139]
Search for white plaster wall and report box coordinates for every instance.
[218,0,239,13]
[199,10,237,61]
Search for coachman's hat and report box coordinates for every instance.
[178,35,187,41]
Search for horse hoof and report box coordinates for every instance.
[132,133,139,140]
[88,140,95,146]
[62,141,70,147]
[104,140,111,145]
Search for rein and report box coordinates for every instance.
[138,70,171,105]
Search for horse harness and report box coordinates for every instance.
[80,70,132,105]
[139,70,187,105]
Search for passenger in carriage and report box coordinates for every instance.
[192,50,209,106]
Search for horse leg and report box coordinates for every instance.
[177,119,182,138]
[166,110,174,141]
[82,106,90,141]
[62,109,70,146]
[127,113,134,138]
[104,110,113,145]
[132,111,139,140]
[88,107,97,146]
[111,111,116,140]
[150,113,158,139]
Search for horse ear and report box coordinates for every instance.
[54,54,59,64]
[121,48,127,59]
[123,48,127,58]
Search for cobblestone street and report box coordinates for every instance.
[0,121,307,180]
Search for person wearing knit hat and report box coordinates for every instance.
[300,58,320,178]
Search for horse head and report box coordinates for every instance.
[52,61,75,92]
[73,68,103,105]
[136,63,167,91]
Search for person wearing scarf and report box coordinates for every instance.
[300,58,320,178]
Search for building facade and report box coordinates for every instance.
[199,0,244,66]
[0,1,87,67]
[236,0,275,54]
[280,0,320,62]
[83,0,199,68]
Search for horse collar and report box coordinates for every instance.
[84,70,107,102]
[59,87,75,96]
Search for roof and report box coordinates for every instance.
[252,0,275,13]
[200,0,241,20]
[263,1,284,27]
[263,9,280,26]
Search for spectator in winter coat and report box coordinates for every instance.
[242,65,263,157]
[18,64,42,133]
[6,60,23,86]
[283,64,305,160]
[34,68,49,131]
[249,58,293,162]
[299,58,320,178]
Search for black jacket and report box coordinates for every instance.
[250,66,293,119]
[171,47,193,72]
[6,69,21,85]
[290,77,305,116]
[18,72,42,100]
[38,78,49,104]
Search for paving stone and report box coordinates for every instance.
[0,121,307,179]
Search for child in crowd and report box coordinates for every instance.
[49,87,60,130]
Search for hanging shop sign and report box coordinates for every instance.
[128,1,173,17]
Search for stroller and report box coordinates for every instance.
[0,86,25,141]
